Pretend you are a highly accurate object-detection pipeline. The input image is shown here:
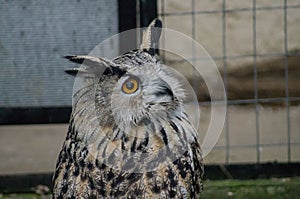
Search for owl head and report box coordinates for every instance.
[66,19,185,130]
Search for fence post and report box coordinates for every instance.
[118,0,137,54]
[139,0,158,27]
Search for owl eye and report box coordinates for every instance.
[121,76,140,94]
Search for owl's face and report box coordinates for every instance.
[68,19,185,131]
[98,62,183,129]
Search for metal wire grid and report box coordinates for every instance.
[158,0,300,164]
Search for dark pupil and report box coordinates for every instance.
[126,81,134,90]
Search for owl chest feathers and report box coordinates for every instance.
[54,113,201,198]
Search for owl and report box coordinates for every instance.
[52,19,203,198]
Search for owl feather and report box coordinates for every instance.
[52,18,203,199]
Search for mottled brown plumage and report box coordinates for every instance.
[52,19,203,198]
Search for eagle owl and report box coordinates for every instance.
[52,19,203,198]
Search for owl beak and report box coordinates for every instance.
[145,83,175,105]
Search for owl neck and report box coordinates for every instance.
[68,88,197,172]
[70,77,107,142]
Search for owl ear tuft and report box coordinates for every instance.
[140,18,162,55]
[64,55,126,77]
[65,67,87,76]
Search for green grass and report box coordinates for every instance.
[0,194,46,199]
[202,178,300,199]
[0,178,300,199]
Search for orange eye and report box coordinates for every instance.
[121,77,139,94]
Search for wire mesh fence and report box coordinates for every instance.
[157,0,300,165]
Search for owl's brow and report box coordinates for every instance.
[103,66,126,78]
[122,74,137,78]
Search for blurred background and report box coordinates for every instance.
[157,0,300,164]
[0,0,300,197]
